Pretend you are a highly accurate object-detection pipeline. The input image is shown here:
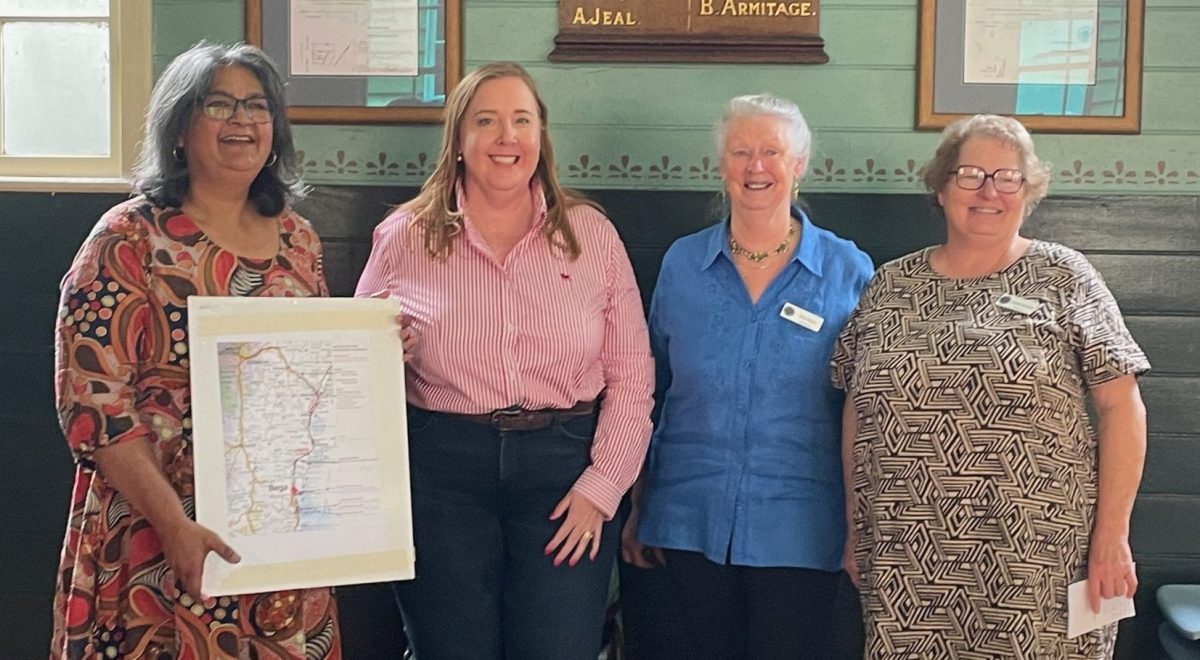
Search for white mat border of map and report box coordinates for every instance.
[189,295,414,596]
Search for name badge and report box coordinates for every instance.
[780,302,824,332]
[995,293,1040,316]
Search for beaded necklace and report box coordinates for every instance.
[729,221,797,266]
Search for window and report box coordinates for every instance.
[0,0,151,189]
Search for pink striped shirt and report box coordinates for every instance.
[354,185,654,518]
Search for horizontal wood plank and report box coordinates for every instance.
[1132,494,1200,556]
[1027,197,1199,252]
[1139,376,1200,435]
[1142,435,1200,496]
[1123,316,1200,376]
[1089,255,1200,314]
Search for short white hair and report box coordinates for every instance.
[715,94,813,179]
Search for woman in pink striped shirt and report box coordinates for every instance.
[355,62,655,659]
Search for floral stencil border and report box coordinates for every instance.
[295,150,1200,193]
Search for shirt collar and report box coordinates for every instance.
[792,208,823,277]
[454,178,549,232]
[702,206,824,277]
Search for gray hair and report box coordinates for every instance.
[715,94,813,179]
[132,41,304,216]
[920,114,1051,217]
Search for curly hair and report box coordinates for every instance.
[920,114,1052,217]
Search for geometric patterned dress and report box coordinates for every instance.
[50,199,342,659]
[831,240,1149,659]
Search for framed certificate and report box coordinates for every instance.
[918,0,1143,133]
[246,0,462,124]
[189,296,413,596]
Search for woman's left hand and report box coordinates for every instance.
[545,490,604,567]
[398,314,416,362]
[1086,533,1138,614]
[366,290,417,362]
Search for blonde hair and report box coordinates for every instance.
[402,62,590,260]
[921,114,1052,217]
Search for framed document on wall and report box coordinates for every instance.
[918,0,1143,133]
[246,0,462,124]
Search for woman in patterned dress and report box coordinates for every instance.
[832,114,1149,659]
[50,43,342,659]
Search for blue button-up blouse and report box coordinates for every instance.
[637,209,872,570]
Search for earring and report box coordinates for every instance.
[792,180,800,199]
[264,152,278,168]
[456,153,463,162]
[172,146,185,162]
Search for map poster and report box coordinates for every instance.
[188,296,414,596]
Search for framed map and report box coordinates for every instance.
[188,296,413,596]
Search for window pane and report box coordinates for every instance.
[0,0,107,17]
[2,21,110,156]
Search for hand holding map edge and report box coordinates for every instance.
[366,290,417,362]
[160,517,241,600]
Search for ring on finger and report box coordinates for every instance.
[582,531,594,540]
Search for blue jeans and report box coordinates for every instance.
[394,407,618,660]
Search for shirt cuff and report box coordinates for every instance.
[571,467,625,520]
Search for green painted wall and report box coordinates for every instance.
[154,0,1200,194]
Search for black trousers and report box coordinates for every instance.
[662,549,840,660]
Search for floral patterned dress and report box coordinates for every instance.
[51,198,342,659]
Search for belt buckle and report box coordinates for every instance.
[490,406,526,431]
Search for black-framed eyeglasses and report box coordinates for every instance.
[200,93,273,123]
[948,165,1026,194]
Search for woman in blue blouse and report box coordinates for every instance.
[623,94,873,659]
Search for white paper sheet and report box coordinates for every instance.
[964,0,1099,85]
[189,296,414,596]
[289,0,418,77]
[1067,579,1136,638]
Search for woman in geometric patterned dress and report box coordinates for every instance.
[832,114,1149,659]
[50,43,342,659]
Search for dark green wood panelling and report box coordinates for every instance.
[4,188,1198,659]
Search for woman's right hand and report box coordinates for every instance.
[620,510,665,569]
[842,530,860,588]
[92,440,241,601]
[158,517,241,600]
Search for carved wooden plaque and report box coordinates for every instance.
[550,0,827,63]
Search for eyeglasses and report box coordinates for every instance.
[200,93,273,123]
[948,165,1026,194]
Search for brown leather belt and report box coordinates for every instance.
[444,399,598,432]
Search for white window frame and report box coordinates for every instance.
[0,1,151,192]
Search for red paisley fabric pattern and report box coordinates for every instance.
[50,199,341,659]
